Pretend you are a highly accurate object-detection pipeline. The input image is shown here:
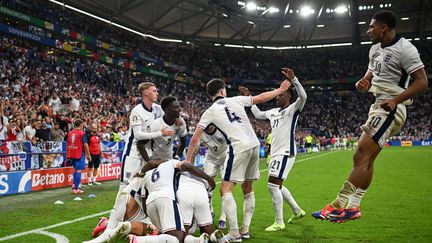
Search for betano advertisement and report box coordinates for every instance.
[0,163,121,195]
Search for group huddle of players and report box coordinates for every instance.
[83,10,428,243]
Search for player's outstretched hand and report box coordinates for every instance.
[279,79,291,91]
[207,177,216,191]
[238,85,251,96]
[355,78,370,91]
[282,68,295,80]
[161,129,175,136]
[380,99,397,111]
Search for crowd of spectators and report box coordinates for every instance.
[0,0,431,145]
[3,0,431,82]
[1,35,431,146]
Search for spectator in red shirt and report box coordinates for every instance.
[87,123,102,185]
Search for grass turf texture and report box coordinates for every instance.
[0,146,431,242]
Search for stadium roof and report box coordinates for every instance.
[60,0,431,46]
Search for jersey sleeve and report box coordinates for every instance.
[291,77,307,111]
[133,118,162,140]
[197,109,212,130]
[232,96,253,107]
[129,109,143,127]
[250,105,268,120]
[177,118,187,137]
[400,43,424,74]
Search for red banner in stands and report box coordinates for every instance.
[31,163,121,191]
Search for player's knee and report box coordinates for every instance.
[241,181,253,194]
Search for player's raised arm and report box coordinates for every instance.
[282,68,307,111]
[252,80,291,105]
[185,126,205,163]
[239,85,268,120]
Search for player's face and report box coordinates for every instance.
[166,101,181,118]
[367,19,384,44]
[276,91,290,107]
[144,86,159,102]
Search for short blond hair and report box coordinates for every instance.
[138,82,156,95]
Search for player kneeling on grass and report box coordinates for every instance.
[109,159,225,243]
[84,174,153,243]
[240,68,307,231]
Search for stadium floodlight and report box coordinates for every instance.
[214,43,221,46]
[268,7,280,13]
[283,25,291,28]
[222,13,228,17]
[361,41,372,45]
[389,3,392,7]
[358,21,366,25]
[326,8,331,13]
[289,9,293,13]
[427,37,432,40]
[384,4,388,7]
[300,6,315,17]
[246,2,257,11]
[359,6,363,10]
[238,1,246,6]
[317,24,325,27]
[401,17,409,20]
[334,6,348,14]
[248,21,255,25]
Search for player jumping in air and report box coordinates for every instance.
[312,10,428,223]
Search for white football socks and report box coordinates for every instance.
[347,188,367,208]
[222,193,239,236]
[242,191,255,233]
[268,183,284,224]
[280,186,301,215]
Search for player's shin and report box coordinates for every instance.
[106,191,129,230]
[268,183,284,224]
[222,193,239,236]
[242,191,255,234]
[280,186,301,215]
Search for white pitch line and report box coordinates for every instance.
[35,230,69,243]
[0,151,338,241]
[0,211,110,241]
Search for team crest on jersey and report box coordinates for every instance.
[132,115,138,122]
[281,111,286,116]
[217,100,225,105]
[384,53,392,63]
[217,138,223,143]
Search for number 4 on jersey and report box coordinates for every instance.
[225,107,242,123]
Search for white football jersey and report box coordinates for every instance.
[251,78,307,157]
[179,171,207,189]
[368,36,424,103]
[149,117,187,161]
[198,96,260,154]
[141,159,181,204]
[122,103,164,160]
[201,130,228,161]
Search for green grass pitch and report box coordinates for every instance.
[0,146,431,242]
